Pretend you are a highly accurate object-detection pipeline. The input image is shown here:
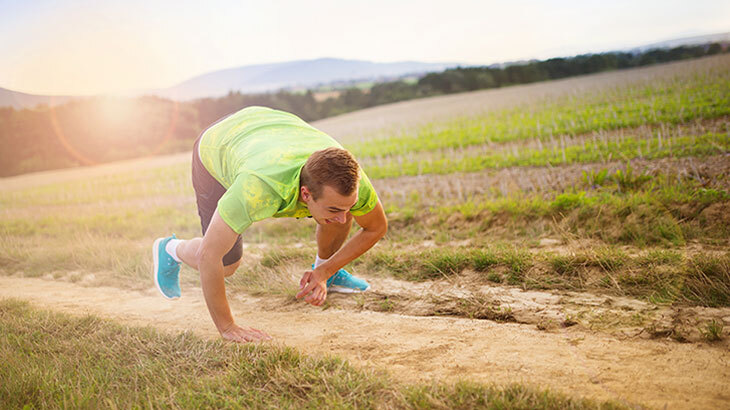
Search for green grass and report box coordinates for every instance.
[545,247,629,282]
[359,244,730,308]
[8,169,724,296]
[363,245,531,282]
[683,254,730,307]
[0,58,726,409]
[1,160,726,307]
[699,319,725,342]
[347,69,730,159]
[0,299,621,409]
[0,58,728,325]
[381,172,730,247]
[364,131,729,179]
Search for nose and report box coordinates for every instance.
[333,212,346,223]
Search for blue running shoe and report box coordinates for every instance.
[313,264,371,293]
[153,234,181,299]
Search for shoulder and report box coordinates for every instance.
[229,173,280,206]
[350,169,379,216]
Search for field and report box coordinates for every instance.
[1,55,729,408]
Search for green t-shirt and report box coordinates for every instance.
[198,106,379,234]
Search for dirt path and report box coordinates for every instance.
[2,275,728,409]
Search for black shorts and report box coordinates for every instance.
[192,135,243,266]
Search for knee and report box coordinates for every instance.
[223,259,241,277]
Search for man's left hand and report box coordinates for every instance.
[296,268,328,306]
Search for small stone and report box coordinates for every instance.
[538,238,561,247]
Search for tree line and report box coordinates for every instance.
[0,43,725,176]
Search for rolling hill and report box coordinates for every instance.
[0,87,75,110]
[1,31,727,109]
[147,57,458,100]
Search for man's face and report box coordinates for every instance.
[301,184,358,225]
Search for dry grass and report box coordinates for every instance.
[0,298,622,409]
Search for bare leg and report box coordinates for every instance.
[176,238,240,277]
[176,238,203,269]
[222,260,241,277]
[316,213,353,259]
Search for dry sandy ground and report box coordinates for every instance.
[2,275,728,409]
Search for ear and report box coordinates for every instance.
[300,185,312,202]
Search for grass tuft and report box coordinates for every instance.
[432,294,516,322]
[682,254,730,307]
[592,247,628,273]
[260,247,312,268]
[699,319,725,342]
[364,246,534,282]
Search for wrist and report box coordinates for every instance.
[218,320,236,334]
[314,264,335,279]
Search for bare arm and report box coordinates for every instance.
[199,209,270,342]
[296,201,388,305]
[319,201,387,275]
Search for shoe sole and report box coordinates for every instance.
[152,237,179,300]
[328,284,370,294]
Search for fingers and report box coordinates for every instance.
[223,325,272,343]
[299,270,312,289]
[317,287,327,305]
[247,326,272,341]
[231,329,270,343]
[304,286,318,304]
[296,269,327,305]
[296,270,315,298]
[249,327,272,341]
[312,287,324,306]
[305,285,327,306]
[296,280,316,299]
[224,332,251,343]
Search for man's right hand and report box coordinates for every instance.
[220,323,272,343]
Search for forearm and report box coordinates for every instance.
[199,257,235,333]
[318,228,384,276]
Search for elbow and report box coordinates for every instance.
[376,218,388,240]
[364,222,387,241]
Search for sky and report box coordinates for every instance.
[0,0,728,96]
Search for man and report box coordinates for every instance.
[152,106,388,343]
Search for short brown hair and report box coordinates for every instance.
[300,147,360,200]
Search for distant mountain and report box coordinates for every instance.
[2,31,729,109]
[146,58,459,101]
[630,32,730,52]
[0,87,75,110]
[0,58,459,108]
